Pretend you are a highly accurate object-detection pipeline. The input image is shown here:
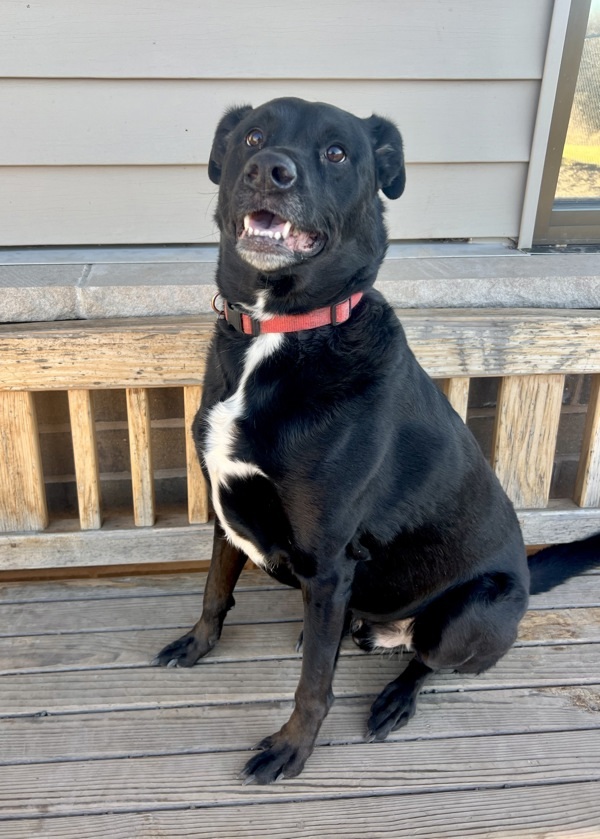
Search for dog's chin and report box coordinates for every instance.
[236,240,302,273]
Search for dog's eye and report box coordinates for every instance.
[246,128,265,148]
[326,145,346,163]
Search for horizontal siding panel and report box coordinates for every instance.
[0,79,538,166]
[0,0,552,79]
[0,163,527,245]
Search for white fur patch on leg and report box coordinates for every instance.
[370,619,414,651]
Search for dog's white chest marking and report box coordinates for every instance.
[204,332,284,568]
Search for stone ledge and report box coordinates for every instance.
[1,248,600,323]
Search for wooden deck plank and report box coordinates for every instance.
[1,730,599,819]
[0,562,598,604]
[0,566,270,603]
[1,609,599,674]
[2,687,599,767]
[2,781,599,839]
[0,588,303,636]
[0,569,597,839]
[1,575,599,638]
[1,645,599,717]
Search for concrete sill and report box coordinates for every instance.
[1,244,600,323]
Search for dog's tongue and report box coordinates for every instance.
[249,211,288,237]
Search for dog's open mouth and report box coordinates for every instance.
[237,211,325,266]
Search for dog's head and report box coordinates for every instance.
[208,97,405,311]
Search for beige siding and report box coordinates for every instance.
[0,80,539,166]
[0,163,527,245]
[0,0,553,245]
[0,0,552,79]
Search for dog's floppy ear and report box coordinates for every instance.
[364,115,406,199]
[208,104,253,185]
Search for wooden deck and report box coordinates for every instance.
[1,563,599,838]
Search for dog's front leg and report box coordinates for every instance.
[241,563,354,784]
[153,520,246,667]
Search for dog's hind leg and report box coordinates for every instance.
[367,657,433,741]
[366,571,528,741]
[152,520,246,667]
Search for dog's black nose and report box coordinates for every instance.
[244,151,297,192]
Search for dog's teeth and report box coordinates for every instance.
[282,221,292,240]
[247,226,254,236]
[244,215,251,232]
[274,232,282,240]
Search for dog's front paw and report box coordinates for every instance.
[151,630,211,668]
[240,731,313,784]
[366,679,418,742]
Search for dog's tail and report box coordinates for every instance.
[528,532,600,595]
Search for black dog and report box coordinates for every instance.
[154,97,600,783]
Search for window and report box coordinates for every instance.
[531,0,600,246]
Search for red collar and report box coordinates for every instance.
[213,292,364,336]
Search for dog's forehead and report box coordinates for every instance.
[245,97,368,142]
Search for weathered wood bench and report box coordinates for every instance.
[1,309,600,571]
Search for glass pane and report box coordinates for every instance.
[555,0,600,200]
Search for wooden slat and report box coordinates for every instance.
[0,729,599,819]
[0,588,302,636]
[575,374,600,508]
[492,374,564,508]
[1,645,599,717]
[0,575,597,641]
[2,687,598,767]
[0,0,552,79]
[183,386,209,523]
[67,390,101,530]
[0,163,527,246]
[3,311,600,391]
[2,781,598,839]
[0,79,538,165]
[0,392,48,533]
[1,608,599,675]
[125,389,155,527]
[0,566,270,603]
[440,377,470,421]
